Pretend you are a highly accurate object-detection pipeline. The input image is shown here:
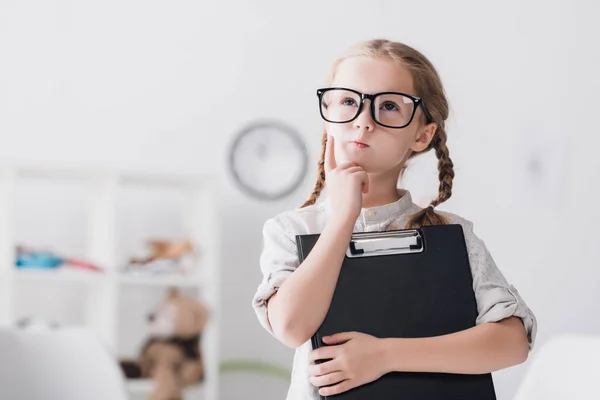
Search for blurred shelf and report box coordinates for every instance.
[0,165,220,400]
[117,273,204,288]
[9,165,214,189]
[12,267,205,288]
[119,171,213,189]
[126,378,203,395]
[13,267,107,284]
[126,378,154,393]
[14,166,107,182]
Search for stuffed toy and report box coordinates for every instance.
[129,239,194,265]
[120,288,209,400]
[123,239,197,275]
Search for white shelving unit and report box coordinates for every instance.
[0,166,221,400]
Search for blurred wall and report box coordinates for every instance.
[1,0,599,399]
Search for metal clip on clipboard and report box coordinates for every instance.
[346,229,423,258]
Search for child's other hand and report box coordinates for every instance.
[308,331,386,397]
[324,135,369,225]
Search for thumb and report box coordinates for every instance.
[322,331,357,345]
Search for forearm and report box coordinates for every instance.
[382,317,529,374]
[267,217,355,347]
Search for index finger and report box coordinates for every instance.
[325,134,336,172]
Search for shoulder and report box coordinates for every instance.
[432,210,488,251]
[262,200,329,239]
[406,203,476,233]
[407,207,479,241]
[435,210,475,232]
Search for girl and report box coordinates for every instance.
[252,38,537,399]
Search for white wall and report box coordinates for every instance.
[1,0,599,399]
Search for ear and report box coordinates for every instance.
[410,122,437,153]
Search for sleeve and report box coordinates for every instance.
[463,221,538,350]
[251,214,300,336]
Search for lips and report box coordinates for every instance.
[351,141,369,148]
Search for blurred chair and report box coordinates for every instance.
[513,333,600,400]
[0,326,129,400]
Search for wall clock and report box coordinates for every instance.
[228,121,308,201]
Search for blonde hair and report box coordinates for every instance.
[300,39,454,229]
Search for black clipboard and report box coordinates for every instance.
[295,224,496,400]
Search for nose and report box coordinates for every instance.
[353,100,374,132]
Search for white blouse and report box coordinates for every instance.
[251,189,537,400]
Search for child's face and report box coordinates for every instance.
[326,56,436,175]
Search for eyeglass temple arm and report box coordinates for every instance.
[419,101,434,123]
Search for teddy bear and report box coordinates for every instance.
[120,288,209,400]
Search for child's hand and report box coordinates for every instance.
[308,331,386,397]
[324,135,369,225]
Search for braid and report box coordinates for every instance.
[300,131,328,208]
[431,124,454,207]
[406,124,454,228]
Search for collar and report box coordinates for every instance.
[322,189,414,224]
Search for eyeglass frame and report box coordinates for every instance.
[316,87,433,129]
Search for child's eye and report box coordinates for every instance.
[341,98,358,107]
[380,101,399,112]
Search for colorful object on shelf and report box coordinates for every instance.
[15,246,103,272]
[64,258,103,272]
[122,239,197,276]
[16,250,62,268]
[119,288,209,400]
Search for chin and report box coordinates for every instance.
[339,152,371,170]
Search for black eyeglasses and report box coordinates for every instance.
[317,87,432,129]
